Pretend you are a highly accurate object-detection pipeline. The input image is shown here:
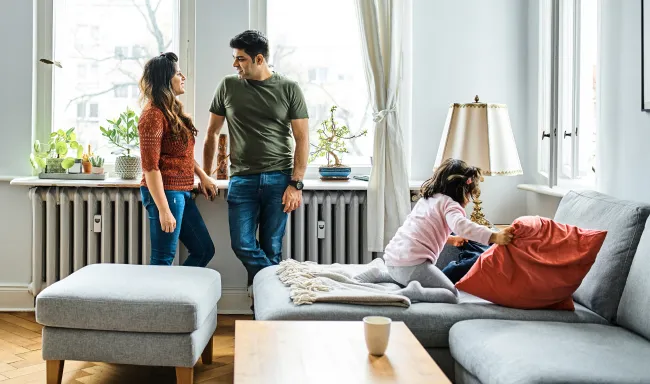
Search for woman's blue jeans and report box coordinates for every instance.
[141,186,215,267]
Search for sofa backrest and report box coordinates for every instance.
[554,190,650,322]
[617,218,650,340]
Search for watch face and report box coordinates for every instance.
[296,181,304,190]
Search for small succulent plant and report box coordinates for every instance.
[90,155,104,168]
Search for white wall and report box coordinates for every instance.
[0,0,34,178]
[598,0,650,203]
[411,0,530,225]
[193,0,250,303]
[193,0,244,165]
[0,0,37,310]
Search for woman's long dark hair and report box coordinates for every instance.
[139,52,197,142]
[420,158,482,206]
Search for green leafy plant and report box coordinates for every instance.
[30,128,82,173]
[90,155,104,168]
[309,105,368,167]
[100,107,140,157]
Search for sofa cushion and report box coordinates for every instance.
[450,320,650,384]
[36,264,222,333]
[456,215,606,310]
[253,265,607,348]
[553,190,650,321]
[617,218,650,339]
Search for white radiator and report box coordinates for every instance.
[28,187,155,296]
[284,190,376,264]
[27,187,374,296]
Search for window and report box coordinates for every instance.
[114,46,129,59]
[76,102,86,119]
[132,45,146,59]
[89,103,99,119]
[538,0,599,188]
[75,102,100,121]
[264,0,374,166]
[77,63,87,79]
[47,0,182,164]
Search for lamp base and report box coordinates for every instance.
[470,194,492,227]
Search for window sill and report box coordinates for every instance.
[517,184,569,198]
[11,176,425,191]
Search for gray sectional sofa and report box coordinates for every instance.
[253,191,650,383]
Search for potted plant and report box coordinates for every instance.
[82,144,93,173]
[309,105,367,179]
[30,128,82,175]
[90,155,105,174]
[100,107,141,179]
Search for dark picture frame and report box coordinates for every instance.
[642,0,650,110]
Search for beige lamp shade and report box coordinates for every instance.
[434,96,523,176]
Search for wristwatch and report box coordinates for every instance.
[289,180,304,190]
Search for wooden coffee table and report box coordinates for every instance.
[234,320,450,383]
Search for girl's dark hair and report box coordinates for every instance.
[139,52,197,142]
[420,158,482,205]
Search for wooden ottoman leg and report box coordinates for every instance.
[176,367,194,384]
[46,360,64,384]
[202,336,214,364]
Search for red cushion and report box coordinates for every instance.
[455,216,607,310]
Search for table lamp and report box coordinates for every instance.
[434,95,523,226]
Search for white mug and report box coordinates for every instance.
[363,316,391,356]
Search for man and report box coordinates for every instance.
[203,30,309,294]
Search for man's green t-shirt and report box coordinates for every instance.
[209,73,309,176]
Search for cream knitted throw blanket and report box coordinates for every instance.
[276,258,412,307]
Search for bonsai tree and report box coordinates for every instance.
[30,128,82,173]
[309,105,368,167]
[99,107,140,157]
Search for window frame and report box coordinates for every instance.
[35,0,196,170]
[249,0,412,178]
[538,0,600,189]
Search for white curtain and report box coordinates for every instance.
[355,0,411,252]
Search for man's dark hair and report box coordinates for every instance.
[230,30,269,62]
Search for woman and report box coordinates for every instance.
[138,51,218,266]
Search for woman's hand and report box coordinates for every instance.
[489,226,515,245]
[160,209,176,233]
[198,175,218,201]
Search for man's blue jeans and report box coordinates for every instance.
[227,170,291,285]
[141,187,215,267]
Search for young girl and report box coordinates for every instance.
[383,158,514,296]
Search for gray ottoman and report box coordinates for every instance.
[35,264,221,384]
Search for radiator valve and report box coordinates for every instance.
[93,215,102,233]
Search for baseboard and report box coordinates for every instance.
[0,284,35,311]
[217,288,253,315]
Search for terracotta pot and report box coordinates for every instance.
[82,161,92,174]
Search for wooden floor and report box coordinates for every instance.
[0,312,251,384]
